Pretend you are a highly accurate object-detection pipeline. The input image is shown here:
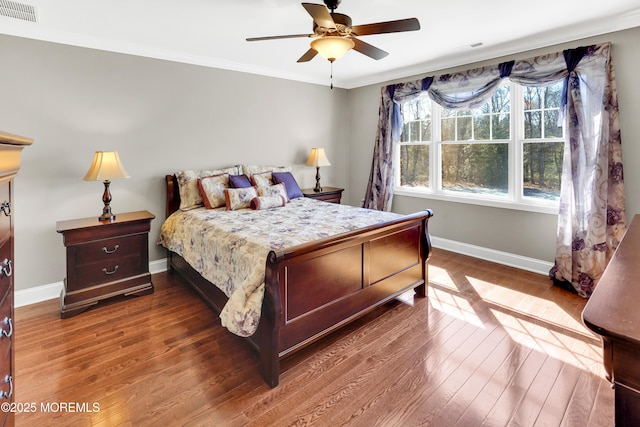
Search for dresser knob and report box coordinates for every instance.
[102,244,119,254]
[1,318,12,338]
[102,265,119,275]
[1,375,12,400]
[0,201,9,217]
[0,260,11,278]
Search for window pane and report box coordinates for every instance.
[420,118,431,141]
[544,110,562,138]
[524,111,541,138]
[457,116,472,140]
[473,113,490,140]
[524,87,542,110]
[400,144,429,187]
[441,143,508,195]
[442,118,455,141]
[492,113,510,139]
[493,85,511,113]
[522,141,563,200]
[544,84,562,108]
[401,122,410,142]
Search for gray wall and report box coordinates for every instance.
[1,26,639,293]
[0,35,349,291]
[346,26,640,262]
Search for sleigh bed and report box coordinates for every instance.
[160,170,433,387]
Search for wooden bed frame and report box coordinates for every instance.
[164,174,434,387]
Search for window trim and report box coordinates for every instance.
[395,82,563,215]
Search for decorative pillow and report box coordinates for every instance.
[257,183,289,202]
[229,174,252,188]
[250,195,287,210]
[175,167,239,210]
[272,171,304,199]
[197,173,229,209]
[250,171,274,188]
[242,165,292,176]
[224,186,258,211]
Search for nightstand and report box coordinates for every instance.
[56,210,155,318]
[302,187,344,204]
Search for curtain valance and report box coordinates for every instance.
[363,42,626,297]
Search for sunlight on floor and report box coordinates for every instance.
[427,264,606,376]
[428,287,486,328]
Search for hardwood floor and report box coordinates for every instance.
[14,249,613,426]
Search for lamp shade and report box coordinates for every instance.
[310,36,355,62]
[83,151,130,181]
[306,148,331,167]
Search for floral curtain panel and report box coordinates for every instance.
[363,42,625,296]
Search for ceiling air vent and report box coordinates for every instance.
[0,0,37,23]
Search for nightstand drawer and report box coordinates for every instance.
[69,253,145,290]
[75,234,146,266]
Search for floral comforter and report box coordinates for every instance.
[158,197,402,337]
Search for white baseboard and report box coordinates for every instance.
[431,236,554,276]
[15,259,168,308]
[15,241,553,308]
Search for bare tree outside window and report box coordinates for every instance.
[397,81,565,206]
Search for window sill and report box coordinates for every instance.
[394,187,559,215]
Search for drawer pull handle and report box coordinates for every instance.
[102,244,119,254]
[102,265,119,275]
[0,259,11,278]
[0,201,9,217]
[1,317,12,338]
[1,375,12,400]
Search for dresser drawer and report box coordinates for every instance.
[0,181,10,245]
[74,234,146,266]
[0,290,12,376]
[0,243,11,292]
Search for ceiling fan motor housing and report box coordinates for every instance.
[313,12,352,36]
[323,0,342,11]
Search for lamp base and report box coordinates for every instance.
[98,212,115,222]
[314,166,323,192]
[98,180,115,222]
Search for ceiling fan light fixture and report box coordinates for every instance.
[311,36,355,61]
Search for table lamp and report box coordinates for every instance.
[305,148,331,192]
[83,151,130,221]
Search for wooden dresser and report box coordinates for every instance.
[583,214,640,426]
[0,131,32,427]
[57,210,155,318]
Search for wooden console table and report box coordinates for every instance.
[583,214,640,426]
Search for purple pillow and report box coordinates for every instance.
[229,174,252,188]
[272,171,304,199]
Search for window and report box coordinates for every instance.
[396,81,565,212]
[522,84,564,201]
[400,99,431,187]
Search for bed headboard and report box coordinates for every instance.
[166,174,180,218]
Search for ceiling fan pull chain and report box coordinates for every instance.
[330,60,334,89]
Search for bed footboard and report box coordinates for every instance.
[260,209,433,387]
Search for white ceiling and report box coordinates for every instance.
[1,0,640,89]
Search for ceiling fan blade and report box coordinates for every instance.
[351,18,420,36]
[297,48,318,63]
[302,3,336,30]
[352,37,388,60]
[246,34,312,42]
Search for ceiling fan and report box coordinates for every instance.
[246,0,421,63]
